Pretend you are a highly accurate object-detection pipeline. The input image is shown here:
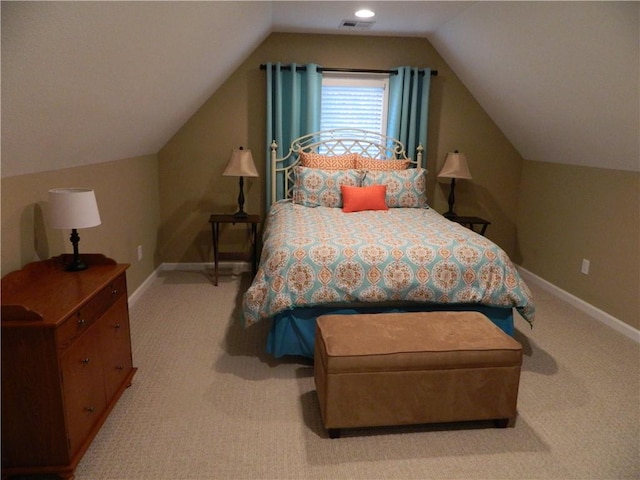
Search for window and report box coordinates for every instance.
[320,73,389,135]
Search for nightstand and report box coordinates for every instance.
[447,215,491,236]
[209,214,261,286]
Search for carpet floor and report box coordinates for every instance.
[74,268,639,480]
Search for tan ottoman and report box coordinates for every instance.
[314,311,522,438]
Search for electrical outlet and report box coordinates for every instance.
[581,258,590,275]
[137,245,143,262]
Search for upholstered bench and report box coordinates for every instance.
[314,311,523,438]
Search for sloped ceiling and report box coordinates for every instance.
[2,1,638,178]
[429,1,639,172]
[1,1,272,178]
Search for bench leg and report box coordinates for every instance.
[495,417,516,428]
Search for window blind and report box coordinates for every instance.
[320,85,386,133]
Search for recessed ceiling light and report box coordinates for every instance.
[355,9,375,19]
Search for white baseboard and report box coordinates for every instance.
[127,261,250,308]
[517,266,640,344]
[161,261,250,273]
[127,265,162,308]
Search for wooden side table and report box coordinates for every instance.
[447,215,491,236]
[209,214,260,286]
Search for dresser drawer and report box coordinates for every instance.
[98,296,134,401]
[60,328,107,455]
[56,274,127,351]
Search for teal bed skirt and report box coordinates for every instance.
[266,304,515,359]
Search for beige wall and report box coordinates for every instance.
[3,31,636,332]
[158,32,524,264]
[517,161,639,328]
[1,155,161,293]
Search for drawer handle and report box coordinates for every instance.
[81,358,90,365]
[114,323,121,329]
[111,288,118,295]
[116,365,125,370]
[85,406,95,413]
[77,318,86,327]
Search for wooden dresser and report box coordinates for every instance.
[1,254,137,480]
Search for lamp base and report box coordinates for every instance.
[444,178,457,219]
[66,228,88,271]
[233,176,250,220]
[65,258,88,271]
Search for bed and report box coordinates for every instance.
[243,129,534,358]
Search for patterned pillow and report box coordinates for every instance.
[292,166,363,207]
[299,152,357,170]
[355,155,411,171]
[362,168,428,208]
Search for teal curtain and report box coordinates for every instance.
[387,67,431,168]
[265,63,322,209]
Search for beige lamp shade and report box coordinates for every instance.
[223,148,259,177]
[48,188,102,229]
[438,152,472,179]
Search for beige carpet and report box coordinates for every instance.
[74,268,639,480]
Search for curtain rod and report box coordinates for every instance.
[260,64,438,76]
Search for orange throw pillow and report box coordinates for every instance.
[341,185,388,213]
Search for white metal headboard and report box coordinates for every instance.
[270,129,423,204]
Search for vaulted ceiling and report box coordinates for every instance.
[2,1,638,178]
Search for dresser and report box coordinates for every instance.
[1,254,137,480]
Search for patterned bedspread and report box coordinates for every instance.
[243,201,535,326]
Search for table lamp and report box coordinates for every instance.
[437,151,472,218]
[48,188,102,271]
[223,146,259,219]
